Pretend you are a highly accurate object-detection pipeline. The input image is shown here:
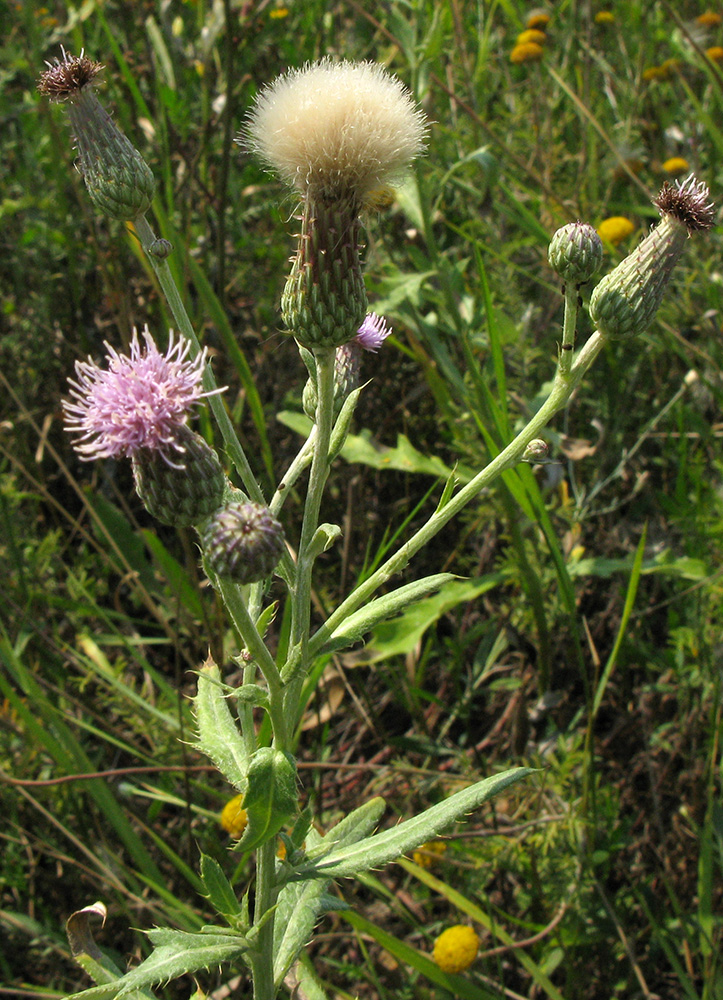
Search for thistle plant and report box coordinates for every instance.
[37,51,715,1000]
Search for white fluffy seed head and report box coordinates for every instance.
[241,58,428,204]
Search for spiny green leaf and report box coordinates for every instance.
[292,768,534,880]
[200,854,244,926]
[235,747,297,853]
[193,660,247,790]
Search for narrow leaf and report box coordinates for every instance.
[319,574,457,654]
[113,930,247,999]
[293,768,533,880]
[200,854,244,925]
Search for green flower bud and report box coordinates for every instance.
[38,51,155,221]
[132,426,226,527]
[589,175,714,340]
[201,502,285,584]
[281,200,368,349]
[548,222,603,284]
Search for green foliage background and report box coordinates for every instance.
[1,0,723,997]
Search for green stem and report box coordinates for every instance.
[308,332,607,658]
[283,350,335,714]
[558,283,579,376]
[134,214,264,505]
[250,838,277,1000]
[270,430,317,516]
[217,579,289,751]
[240,656,258,759]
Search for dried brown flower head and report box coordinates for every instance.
[37,49,103,101]
[654,174,716,232]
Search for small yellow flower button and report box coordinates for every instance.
[510,41,544,64]
[662,156,690,175]
[433,925,480,973]
[597,216,635,245]
[219,794,248,839]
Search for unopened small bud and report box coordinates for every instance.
[149,238,173,259]
[523,439,549,462]
[548,222,603,284]
[201,502,285,584]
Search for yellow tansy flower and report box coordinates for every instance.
[643,65,667,81]
[526,11,551,29]
[662,156,690,175]
[219,794,248,839]
[433,925,480,974]
[270,7,289,17]
[661,58,683,74]
[510,41,544,63]
[594,11,615,24]
[517,28,547,44]
[706,46,723,61]
[412,841,447,868]
[697,11,722,27]
[597,217,635,245]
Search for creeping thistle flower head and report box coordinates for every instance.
[589,174,715,340]
[38,50,155,221]
[242,58,427,209]
[64,328,226,526]
[354,312,392,353]
[64,327,218,462]
[302,313,393,419]
[241,60,426,350]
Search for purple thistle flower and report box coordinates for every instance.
[63,327,222,466]
[354,313,392,353]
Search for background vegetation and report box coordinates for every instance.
[2,0,722,997]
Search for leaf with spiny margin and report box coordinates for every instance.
[291,768,534,880]
[193,659,247,791]
[317,574,456,655]
[273,880,348,986]
[200,853,245,926]
[274,825,354,986]
[61,929,247,1000]
[235,747,297,853]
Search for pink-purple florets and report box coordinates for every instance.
[63,327,218,464]
[354,313,392,353]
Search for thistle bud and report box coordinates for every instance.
[522,439,549,462]
[201,502,285,584]
[132,425,226,527]
[548,222,603,284]
[589,175,715,340]
[281,199,369,349]
[38,51,155,221]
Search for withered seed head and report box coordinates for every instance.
[653,174,716,233]
[37,49,104,101]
